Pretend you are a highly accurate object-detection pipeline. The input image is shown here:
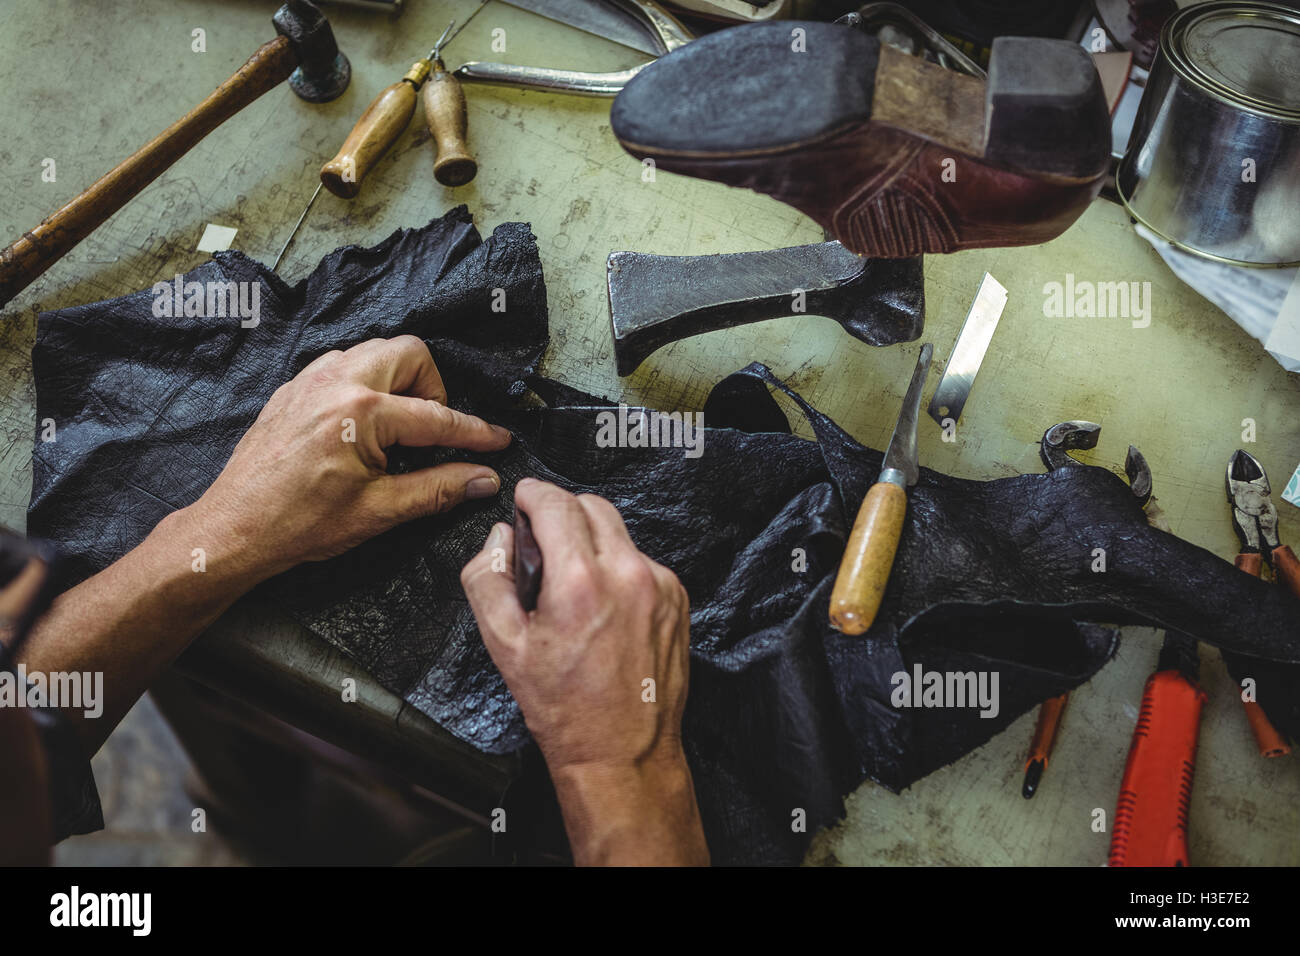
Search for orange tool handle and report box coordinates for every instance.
[1233,553,1292,757]
[1271,544,1300,598]
[1026,694,1068,767]
[1108,670,1205,867]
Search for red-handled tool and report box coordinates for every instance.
[1108,634,1205,867]
[1022,694,1067,799]
[1226,449,1296,757]
[1109,447,1206,867]
[1228,449,1300,597]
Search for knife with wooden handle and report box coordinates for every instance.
[829,342,932,635]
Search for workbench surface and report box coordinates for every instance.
[1,0,1296,865]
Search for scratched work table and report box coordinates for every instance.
[1,0,1297,865]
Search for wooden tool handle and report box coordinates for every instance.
[829,481,907,635]
[320,81,418,199]
[422,64,477,188]
[0,36,298,308]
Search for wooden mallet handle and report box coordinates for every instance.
[422,61,477,188]
[829,480,907,635]
[0,37,298,308]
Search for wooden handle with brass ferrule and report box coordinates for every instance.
[320,60,430,199]
[422,60,477,188]
[829,479,908,635]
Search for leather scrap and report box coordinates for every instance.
[27,209,1300,865]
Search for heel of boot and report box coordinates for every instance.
[984,37,1111,180]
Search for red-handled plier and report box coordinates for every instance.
[1228,449,1300,593]
[1226,449,1296,757]
[1108,447,1205,867]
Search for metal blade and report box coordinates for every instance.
[499,0,662,56]
[607,242,881,375]
[928,272,1008,425]
[882,343,933,486]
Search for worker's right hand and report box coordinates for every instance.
[462,478,690,771]
[187,335,511,584]
[460,479,708,865]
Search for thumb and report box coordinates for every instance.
[461,522,528,654]
[375,462,501,521]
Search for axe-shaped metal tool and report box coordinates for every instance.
[606,243,924,375]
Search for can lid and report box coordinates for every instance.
[1167,2,1300,117]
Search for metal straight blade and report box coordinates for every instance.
[882,342,933,486]
[499,0,662,56]
[927,272,1008,425]
[607,241,878,375]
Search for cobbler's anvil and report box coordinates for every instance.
[607,242,924,375]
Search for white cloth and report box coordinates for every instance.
[1136,224,1300,373]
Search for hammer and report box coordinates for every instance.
[0,0,350,309]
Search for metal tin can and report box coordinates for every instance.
[1117,2,1300,267]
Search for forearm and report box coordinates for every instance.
[17,503,269,753]
[550,749,710,866]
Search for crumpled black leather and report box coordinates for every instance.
[28,210,1300,865]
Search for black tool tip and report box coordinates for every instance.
[1022,760,1044,799]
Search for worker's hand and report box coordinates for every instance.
[461,479,708,865]
[190,336,511,581]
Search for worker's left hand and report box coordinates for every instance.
[185,335,511,582]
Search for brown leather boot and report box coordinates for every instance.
[611,22,1111,257]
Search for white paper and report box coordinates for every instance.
[1263,271,1300,372]
[1136,224,1300,372]
[197,223,238,254]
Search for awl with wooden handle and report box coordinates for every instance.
[423,55,477,187]
[830,342,932,635]
[320,55,431,198]
[320,12,483,197]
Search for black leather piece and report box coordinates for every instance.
[27,210,1300,865]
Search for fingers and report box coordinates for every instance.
[374,461,502,523]
[575,494,635,556]
[375,394,512,452]
[461,523,527,645]
[341,336,448,402]
[515,478,595,566]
